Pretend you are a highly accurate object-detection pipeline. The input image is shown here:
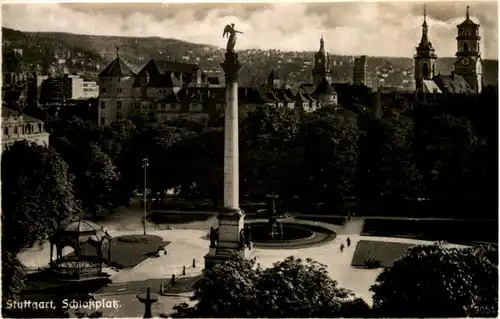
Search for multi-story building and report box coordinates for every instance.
[82,80,99,99]
[39,74,100,104]
[2,106,50,150]
[353,55,368,86]
[97,50,136,126]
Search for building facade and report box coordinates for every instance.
[97,51,136,126]
[39,74,100,104]
[353,55,368,86]
[2,107,50,150]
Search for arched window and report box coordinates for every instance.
[13,126,18,134]
[38,123,42,132]
[463,42,469,52]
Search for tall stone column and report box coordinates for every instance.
[204,51,253,270]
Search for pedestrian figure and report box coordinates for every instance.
[340,243,345,253]
[347,212,351,221]
[347,237,351,247]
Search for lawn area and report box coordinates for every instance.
[147,212,213,224]
[294,216,346,225]
[80,235,171,269]
[351,240,415,268]
[361,219,498,244]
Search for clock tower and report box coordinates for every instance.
[313,37,332,87]
[454,6,483,94]
[414,5,438,91]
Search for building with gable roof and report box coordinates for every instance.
[97,47,136,126]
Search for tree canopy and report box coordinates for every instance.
[2,141,80,253]
[370,243,498,317]
[191,255,370,318]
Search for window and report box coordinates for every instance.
[101,88,107,93]
[108,78,112,83]
[117,88,122,93]
[100,117,105,125]
[3,127,8,135]
[118,78,121,82]
[116,101,122,110]
[161,103,166,109]
[149,104,153,109]
[463,42,469,52]
[117,112,122,120]
[171,104,177,109]
[14,127,18,134]
[38,123,42,132]
[278,103,284,107]
[101,101,105,109]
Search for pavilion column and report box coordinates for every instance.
[50,243,53,266]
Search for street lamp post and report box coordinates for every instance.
[142,158,149,236]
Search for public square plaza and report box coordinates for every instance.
[18,207,469,317]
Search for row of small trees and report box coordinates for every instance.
[191,243,497,318]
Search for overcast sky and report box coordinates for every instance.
[2,2,498,59]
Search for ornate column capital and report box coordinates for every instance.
[221,51,241,83]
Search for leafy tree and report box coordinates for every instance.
[240,106,299,198]
[412,115,479,202]
[191,255,369,317]
[371,243,498,317]
[179,128,224,207]
[192,256,259,317]
[357,113,422,201]
[297,109,359,206]
[256,256,358,317]
[2,251,27,304]
[77,143,120,219]
[2,141,80,253]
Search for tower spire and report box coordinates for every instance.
[422,4,428,31]
[116,46,120,58]
[466,5,470,20]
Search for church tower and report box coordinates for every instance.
[313,37,332,87]
[414,5,438,91]
[454,6,483,94]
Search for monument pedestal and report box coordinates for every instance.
[204,208,255,270]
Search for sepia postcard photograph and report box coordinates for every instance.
[1,1,498,318]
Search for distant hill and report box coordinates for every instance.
[2,27,498,87]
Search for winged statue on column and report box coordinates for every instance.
[223,23,243,53]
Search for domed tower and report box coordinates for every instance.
[313,37,332,87]
[454,6,483,94]
[414,5,438,91]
